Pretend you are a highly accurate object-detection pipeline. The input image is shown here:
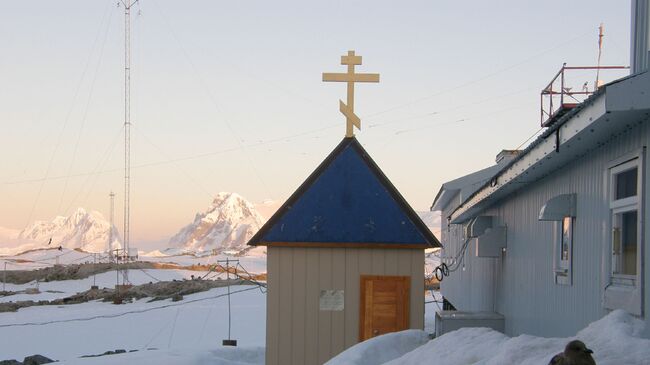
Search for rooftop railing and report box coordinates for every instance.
[540,64,629,127]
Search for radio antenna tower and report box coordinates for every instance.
[109,191,115,262]
[120,0,138,285]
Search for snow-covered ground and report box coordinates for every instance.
[328,309,650,365]
[61,346,265,365]
[1,248,100,267]
[4,248,649,365]
[0,268,230,303]
[141,251,267,274]
[0,248,268,363]
[0,247,267,274]
[2,267,649,365]
[1,263,436,364]
[0,284,266,362]
[325,330,431,365]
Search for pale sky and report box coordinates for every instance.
[0,1,631,243]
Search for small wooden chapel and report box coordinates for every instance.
[247,50,440,365]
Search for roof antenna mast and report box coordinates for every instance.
[595,23,605,89]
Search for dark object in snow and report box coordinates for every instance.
[80,349,133,358]
[223,339,237,346]
[172,293,183,301]
[549,340,596,365]
[0,360,23,365]
[22,354,55,365]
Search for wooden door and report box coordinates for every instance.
[359,275,410,341]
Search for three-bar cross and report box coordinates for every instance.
[322,50,380,137]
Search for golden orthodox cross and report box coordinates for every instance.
[323,50,380,137]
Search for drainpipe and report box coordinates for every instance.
[631,0,650,74]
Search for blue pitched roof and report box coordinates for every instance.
[248,137,440,248]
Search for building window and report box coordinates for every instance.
[554,216,573,285]
[560,217,572,266]
[538,193,577,285]
[604,151,644,315]
[612,210,637,277]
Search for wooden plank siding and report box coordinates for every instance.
[317,248,333,365]
[344,248,360,348]
[265,245,281,365]
[291,248,307,365]
[304,247,320,365]
[266,246,426,365]
[277,248,293,365]
[331,249,346,356]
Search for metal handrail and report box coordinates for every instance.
[540,64,629,127]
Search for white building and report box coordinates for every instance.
[431,0,650,338]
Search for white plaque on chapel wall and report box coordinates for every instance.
[319,290,344,311]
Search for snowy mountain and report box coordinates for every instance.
[417,210,441,240]
[1,208,121,255]
[168,192,265,255]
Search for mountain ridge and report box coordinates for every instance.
[1,208,120,255]
[167,192,265,255]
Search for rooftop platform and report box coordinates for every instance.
[541,64,628,127]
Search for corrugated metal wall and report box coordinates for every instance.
[439,214,497,312]
[266,246,425,365]
[441,120,650,337]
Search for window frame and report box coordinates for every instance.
[609,158,642,283]
[609,160,640,209]
[603,148,645,316]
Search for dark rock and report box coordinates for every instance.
[172,294,183,302]
[0,360,23,365]
[22,354,54,365]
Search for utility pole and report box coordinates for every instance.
[219,258,239,346]
[3,262,6,292]
[91,253,98,290]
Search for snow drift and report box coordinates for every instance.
[324,330,430,365]
[328,310,650,365]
